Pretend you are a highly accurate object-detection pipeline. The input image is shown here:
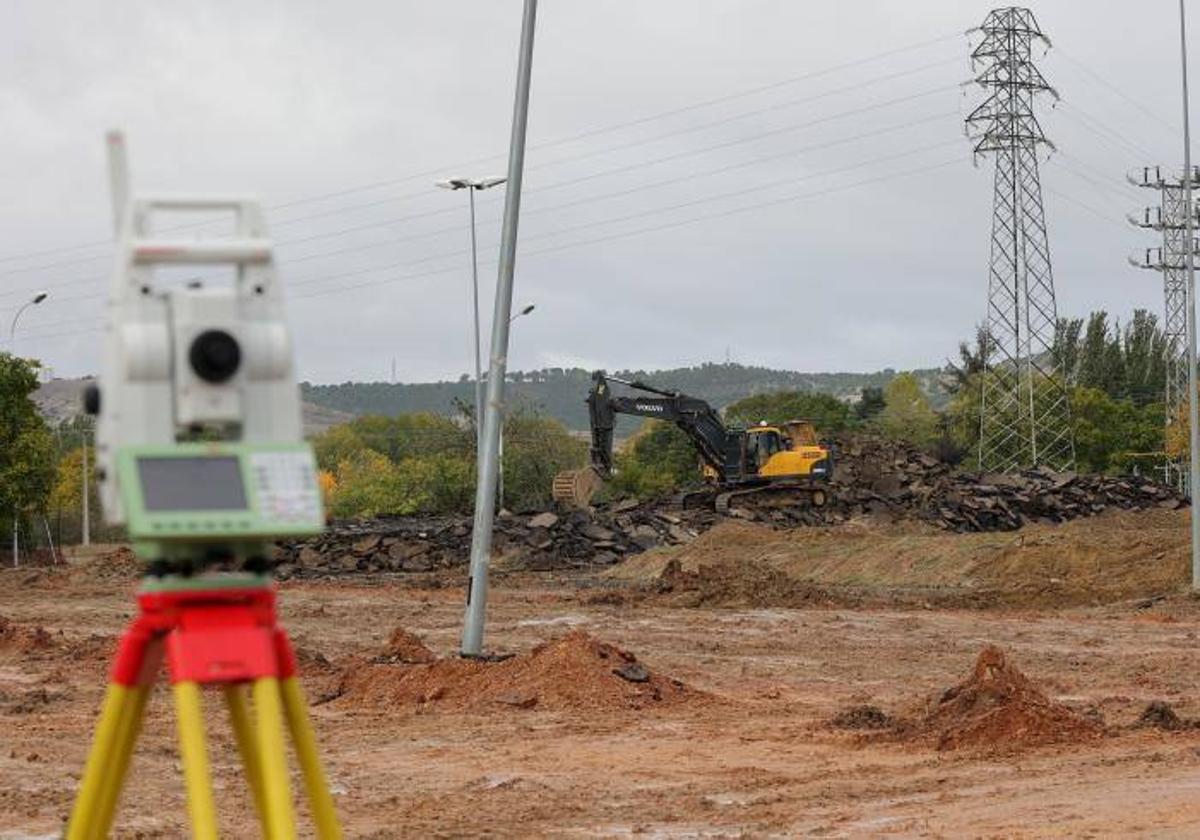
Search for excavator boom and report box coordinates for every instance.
[553,370,833,510]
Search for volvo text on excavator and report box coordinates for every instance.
[551,371,834,511]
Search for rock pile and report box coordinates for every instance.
[274,501,707,579]
[275,436,1184,578]
[824,437,1184,533]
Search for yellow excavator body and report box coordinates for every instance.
[701,421,830,482]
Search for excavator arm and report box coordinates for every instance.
[587,371,732,480]
[553,370,736,507]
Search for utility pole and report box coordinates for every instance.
[966,7,1074,473]
[1180,0,1200,589]
[1129,166,1198,494]
[461,0,538,657]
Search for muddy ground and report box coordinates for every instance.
[4,510,1200,837]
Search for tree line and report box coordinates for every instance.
[944,309,1174,474]
[0,309,1181,543]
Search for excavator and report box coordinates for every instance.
[552,371,834,511]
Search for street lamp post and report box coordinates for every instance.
[436,176,507,453]
[8,290,49,567]
[461,0,538,658]
[497,304,536,510]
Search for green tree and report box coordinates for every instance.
[1053,316,1084,384]
[326,449,403,518]
[724,390,852,432]
[856,386,886,422]
[945,325,990,394]
[1077,312,1124,394]
[1071,387,1163,473]
[876,372,938,448]
[501,408,587,511]
[0,354,56,540]
[608,420,700,500]
[398,453,477,513]
[1122,309,1167,406]
[312,424,368,472]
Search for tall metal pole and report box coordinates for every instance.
[469,187,484,452]
[1180,0,1200,589]
[81,429,90,547]
[461,0,538,657]
[8,295,46,569]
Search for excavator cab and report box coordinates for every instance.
[747,420,831,481]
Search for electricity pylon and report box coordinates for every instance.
[966,7,1075,472]
[1129,165,1200,493]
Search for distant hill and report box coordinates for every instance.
[33,378,355,438]
[301,362,951,432]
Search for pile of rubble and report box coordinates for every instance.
[825,437,1183,532]
[275,437,1184,578]
[274,501,710,579]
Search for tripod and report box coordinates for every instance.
[66,575,342,839]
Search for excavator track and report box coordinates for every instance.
[714,482,828,513]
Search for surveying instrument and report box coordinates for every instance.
[66,133,342,839]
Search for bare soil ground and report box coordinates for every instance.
[4,509,1200,837]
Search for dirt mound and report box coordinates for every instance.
[608,522,842,608]
[910,646,1102,751]
[0,616,54,654]
[379,628,436,664]
[335,630,696,712]
[610,509,1192,610]
[830,704,893,730]
[65,546,142,582]
[1136,701,1196,731]
[657,553,838,609]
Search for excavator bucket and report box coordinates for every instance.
[551,467,604,509]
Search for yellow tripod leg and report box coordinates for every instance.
[67,683,136,840]
[223,684,267,824]
[281,676,343,839]
[89,684,151,839]
[253,677,297,840]
[174,681,218,840]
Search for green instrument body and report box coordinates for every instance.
[116,442,324,569]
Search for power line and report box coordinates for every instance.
[1043,185,1132,233]
[1056,101,1164,162]
[0,32,963,267]
[1053,45,1180,133]
[3,98,960,305]
[520,57,961,174]
[1055,150,1142,201]
[283,138,963,293]
[1054,154,1143,207]
[234,61,962,237]
[280,105,959,269]
[0,72,961,287]
[17,151,968,340]
[290,155,969,302]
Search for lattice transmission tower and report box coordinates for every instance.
[965,7,1075,472]
[1129,165,1200,493]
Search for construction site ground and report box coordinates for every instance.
[4,509,1200,837]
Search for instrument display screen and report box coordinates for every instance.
[136,456,248,512]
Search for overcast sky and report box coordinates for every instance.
[0,1,1189,384]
